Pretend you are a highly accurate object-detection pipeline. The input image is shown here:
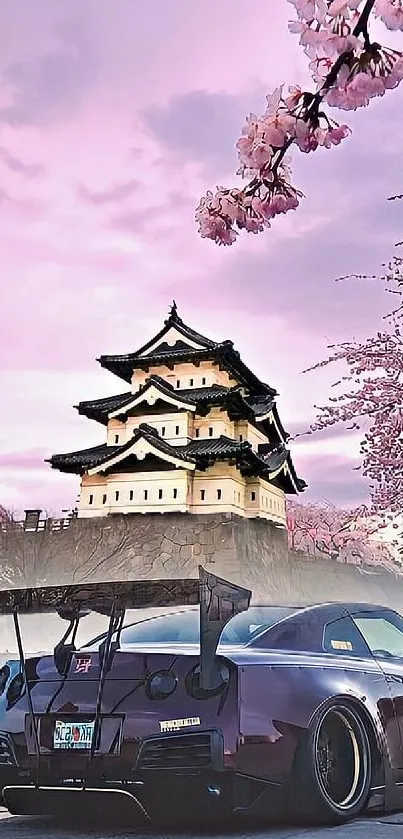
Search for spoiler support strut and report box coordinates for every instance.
[12,609,40,785]
[87,600,125,778]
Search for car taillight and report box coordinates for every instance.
[0,665,10,697]
[185,659,231,700]
[146,670,178,700]
[6,672,25,709]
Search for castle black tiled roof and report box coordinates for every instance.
[47,425,195,476]
[258,445,307,492]
[246,394,275,417]
[48,444,120,474]
[77,381,230,425]
[133,303,218,356]
[97,305,276,396]
[48,428,305,493]
[177,384,228,404]
[75,392,133,423]
[76,377,287,428]
[75,374,289,448]
[115,423,196,465]
[185,436,247,458]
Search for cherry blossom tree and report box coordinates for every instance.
[196,0,403,246]
[0,506,12,525]
[287,499,401,570]
[303,246,402,532]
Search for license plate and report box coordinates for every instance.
[53,720,95,750]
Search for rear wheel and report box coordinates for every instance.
[293,702,372,824]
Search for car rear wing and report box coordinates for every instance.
[0,566,251,689]
[0,566,251,786]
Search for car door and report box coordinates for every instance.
[351,607,403,768]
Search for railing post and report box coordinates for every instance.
[23,510,42,531]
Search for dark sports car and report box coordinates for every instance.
[1,566,403,826]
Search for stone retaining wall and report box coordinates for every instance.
[0,513,402,609]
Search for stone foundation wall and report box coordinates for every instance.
[1,513,402,610]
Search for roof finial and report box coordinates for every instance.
[169,300,178,320]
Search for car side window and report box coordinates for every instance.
[352,611,403,660]
[323,617,371,658]
[261,615,324,652]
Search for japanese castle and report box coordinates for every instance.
[49,304,306,522]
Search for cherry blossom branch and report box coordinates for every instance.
[196,0,403,246]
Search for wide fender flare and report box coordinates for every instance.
[307,692,389,765]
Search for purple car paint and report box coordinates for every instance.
[1,570,403,825]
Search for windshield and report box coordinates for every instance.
[84,605,298,649]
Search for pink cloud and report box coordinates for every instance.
[0,1,401,515]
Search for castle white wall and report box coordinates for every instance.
[76,356,289,523]
[78,464,287,524]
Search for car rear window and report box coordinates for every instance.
[84,605,299,649]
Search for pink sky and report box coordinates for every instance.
[0,0,402,517]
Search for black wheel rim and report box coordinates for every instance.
[314,707,369,811]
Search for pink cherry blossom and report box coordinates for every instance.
[287,501,401,571]
[289,19,331,54]
[328,0,361,17]
[294,118,351,151]
[288,0,327,23]
[318,123,351,145]
[375,0,403,30]
[305,258,403,524]
[236,114,274,175]
[326,65,388,108]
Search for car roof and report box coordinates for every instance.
[295,602,395,613]
[122,602,395,621]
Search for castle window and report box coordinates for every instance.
[217,489,222,500]
[175,425,180,435]
[173,488,178,499]
[251,491,256,502]
[176,380,180,388]
[89,494,93,505]
[129,490,134,501]
[195,428,200,438]
[202,377,206,386]
[115,491,120,501]
[200,489,205,501]
[239,435,243,442]
[144,489,148,500]
[238,492,241,503]
[189,378,194,386]
[208,427,213,437]
[158,489,163,500]
[102,494,107,504]
[161,426,166,436]
[114,434,119,444]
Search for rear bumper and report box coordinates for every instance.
[3,785,150,823]
[2,773,283,822]
[0,728,284,821]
